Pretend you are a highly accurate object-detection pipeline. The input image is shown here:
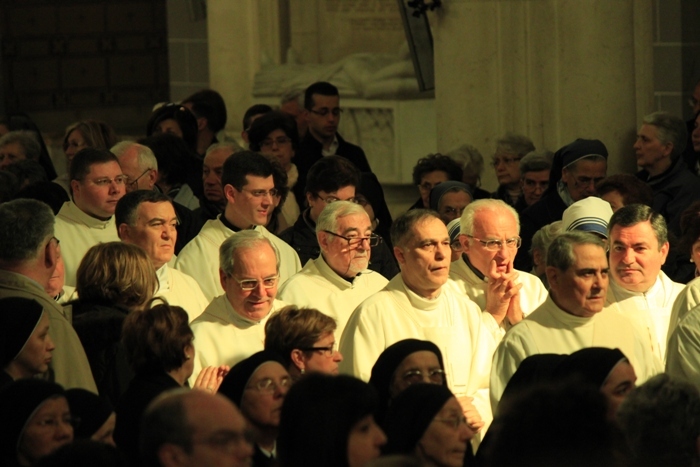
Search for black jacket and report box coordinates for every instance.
[514,190,568,272]
[279,209,399,280]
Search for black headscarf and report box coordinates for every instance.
[218,350,287,407]
[65,389,114,440]
[0,297,44,369]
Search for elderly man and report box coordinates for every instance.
[278,201,389,339]
[195,143,238,224]
[451,199,547,338]
[516,138,608,271]
[140,388,254,467]
[54,148,125,286]
[490,231,661,411]
[518,150,552,210]
[339,209,497,435]
[634,111,700,237]
[0,130,42,170]
[190,230,289,381]
[603,204,683,362]
[116,190,209,322]
[176,150,301,301]
[0,199,96,391]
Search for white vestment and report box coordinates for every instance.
[277,254,388,340]
[190,295,288,383]
[339,274,498,432]
[175,216,302,302]
[54,201,121,287]
[490,295,663,412]
[668,275,700,343]
[155,264,209,322]
[605,272,683,362]
[449,255,548,339]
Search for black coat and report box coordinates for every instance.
[514,190,568,272]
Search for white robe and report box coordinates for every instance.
[605,272,683,363]
[490,295,663,412]
[155,264,209,322]
[277,254,388,340]
[668,275,700,343]
[666,303,700,386]
[339,274,498,431]
[54,201,121,287]
[449,255,548,339]
[175,216,302,302]
[190,295,288,383]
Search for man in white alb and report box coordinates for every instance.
[490,231,662,412]
[175,150,301,301]
[189,230,288,382]
[116,190,209,322]
[277,201,388,339]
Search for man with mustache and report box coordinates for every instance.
[490,231,661,412]
[176,151,301,301]
[189,230,289,382]
[604,204,683,363]
[277,201,388,340]
[451,199,547,338]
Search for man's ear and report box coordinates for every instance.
[44,238,58,271]
[157,443,188,467]
[394,245,406,266]
[459,234,470,254]
[219,268,228,290]
[224,184,236,205]
[148,169,159,187]
[545,266,558,287]
[318,231,330,251]
[70,180,80,201]
[117,223,130,241]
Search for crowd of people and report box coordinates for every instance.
[2,80,700,467]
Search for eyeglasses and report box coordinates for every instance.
[298,342,337,357]
[441,206,466,217]
[126,169,152,191]
[260,136,292,149]
[246,376,292,393]
[322,230,381,247]
[84,175,127,187]
[354,194,370,207]
[491,157,521,167]
[309,108,343,117]
[417,181,442,192]
[240,187,279,198]
[433,415,468,429]
[522,179,549,189]
[402,368,446,385]
[316,194,357,204]
[450,239,462,251]
[466,235,522,251]
[230,275,279,291]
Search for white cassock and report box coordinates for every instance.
[175,216,302,302]
[605,272,683,363]
[668,275,700,343]
[155,264,209,322]
[277,254,388,340]
[190,295,288,383]
[449,255,548,339]
[54,201,121,287]
[490,295,663,412]
[667,303,700,387]
[339,274,498,434]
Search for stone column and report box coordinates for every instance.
[432,0,653,191]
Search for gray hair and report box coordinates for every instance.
[316,201,369,238]
[391,209,441,249]
[459,199,520,236]
[530,220,563,259]
[140,388,195,466]
[642,111,687,159]
[280,89,305,108]
[617,373,700,467]
[519,150,553,175]
[496,133,535,158]
[546,231,606,271]
[608,204,668,248]
[446,144,484,179]
[111,141,158,171]
[205,142,241,158]
[219,230,280,276]
[0,130,41,161]
[0,199,55,264]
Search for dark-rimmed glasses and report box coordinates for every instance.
[465,235,521,251]
[402,368,446,385]
[322,230,381,247]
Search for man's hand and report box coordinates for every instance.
[456,395,483,434]
[484,260,522,325]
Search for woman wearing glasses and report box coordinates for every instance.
[219,350,291,467]
[265,305,343,381]
[383,383,474,467]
